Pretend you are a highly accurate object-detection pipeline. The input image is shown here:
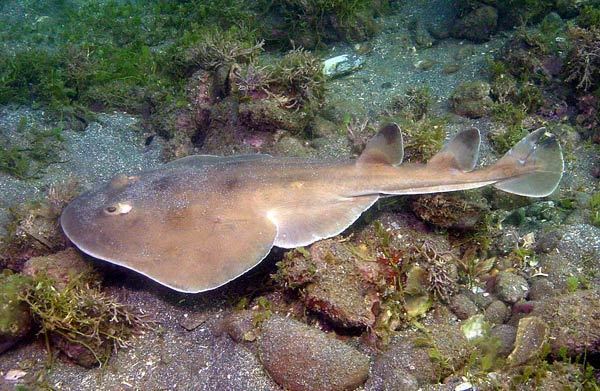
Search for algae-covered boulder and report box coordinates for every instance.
[22,248,100,290]
[367,320,471,389]
[532,289,600,357]
[412,192,489,230]
[275,240,379,328]
[495,271,529,304]
[0,272,32,354]
[451,5,498,43]
[258,315,370,391]
[449,81,493,118]
[238,100,308,134]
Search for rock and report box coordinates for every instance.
[462,289,494,310]
[368,322,470,388]
[532,290,600,357]
[449,81,492,118]
[414,21,435,48]
[449,294,479,320]
[528,278,556,301]
[539,224,600,290]
[507,316,548,366]
[495,271,529,304]
[0,273,32,354]
[451,6,498,43]
[322,54,364,78]
[238,100,307,134]
[220,310,256,343]
[258,315,370,391]
[275,240,379,328]
[535,230,563,253]
[52,333,112,368]
[412,192,489,230]
[22,248,99,290]
[490,324,516,357]
[366,340,430,390]
[484,300,509,325]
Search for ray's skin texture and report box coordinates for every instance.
[61,125,563,293]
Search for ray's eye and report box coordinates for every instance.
[104,202,132,215]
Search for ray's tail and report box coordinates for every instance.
[492,128,564,197]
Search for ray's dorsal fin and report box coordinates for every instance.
[357,123,404,166]
[427,128,480,172]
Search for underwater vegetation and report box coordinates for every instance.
[21,272,146,367]
[0,117,64,179]
[256,0,391,48]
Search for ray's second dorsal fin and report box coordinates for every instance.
[427,128,481,172]
[357,123,404,166]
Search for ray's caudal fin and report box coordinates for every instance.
[492,127,564,197]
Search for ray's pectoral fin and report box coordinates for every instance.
[75,204,278,294]
[269,195,379,248]
[357,123,404,166]
[427,127,481,172]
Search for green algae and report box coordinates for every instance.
[0,272,33,344]
[0,117,64,179]
[589,192,600,227]
[20,273,147,367]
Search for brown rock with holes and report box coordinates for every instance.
[258,315,370,391]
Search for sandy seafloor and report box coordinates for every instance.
[1,0,599,390]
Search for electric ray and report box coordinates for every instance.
[61,124,563,293]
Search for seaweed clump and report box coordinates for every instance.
[271,47,326,110]
[20,273,147,367]
[564,27,600,92]
[258,0,390,48]
[0,117,65,179]
[390,86,432,121]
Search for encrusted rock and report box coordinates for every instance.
[276,240,379,328]
[535,230,563,253]
[507,316,548,366]
[412,192,489,230]
[490,324,516,357]
[0,273,32,354]
[449,81,493,118]
[258,315,370,391]
[451,5,498,43]
[449,293,479,320]
[367,322,470,388]
[495,271,529,304]
[532,289,600,357]
[22,248,99,290]
[484,300,509,325]
[220,310,256,343]
[238,100,307,134]
[528,277,556,301]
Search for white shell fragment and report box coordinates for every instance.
[322,54,364,77]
